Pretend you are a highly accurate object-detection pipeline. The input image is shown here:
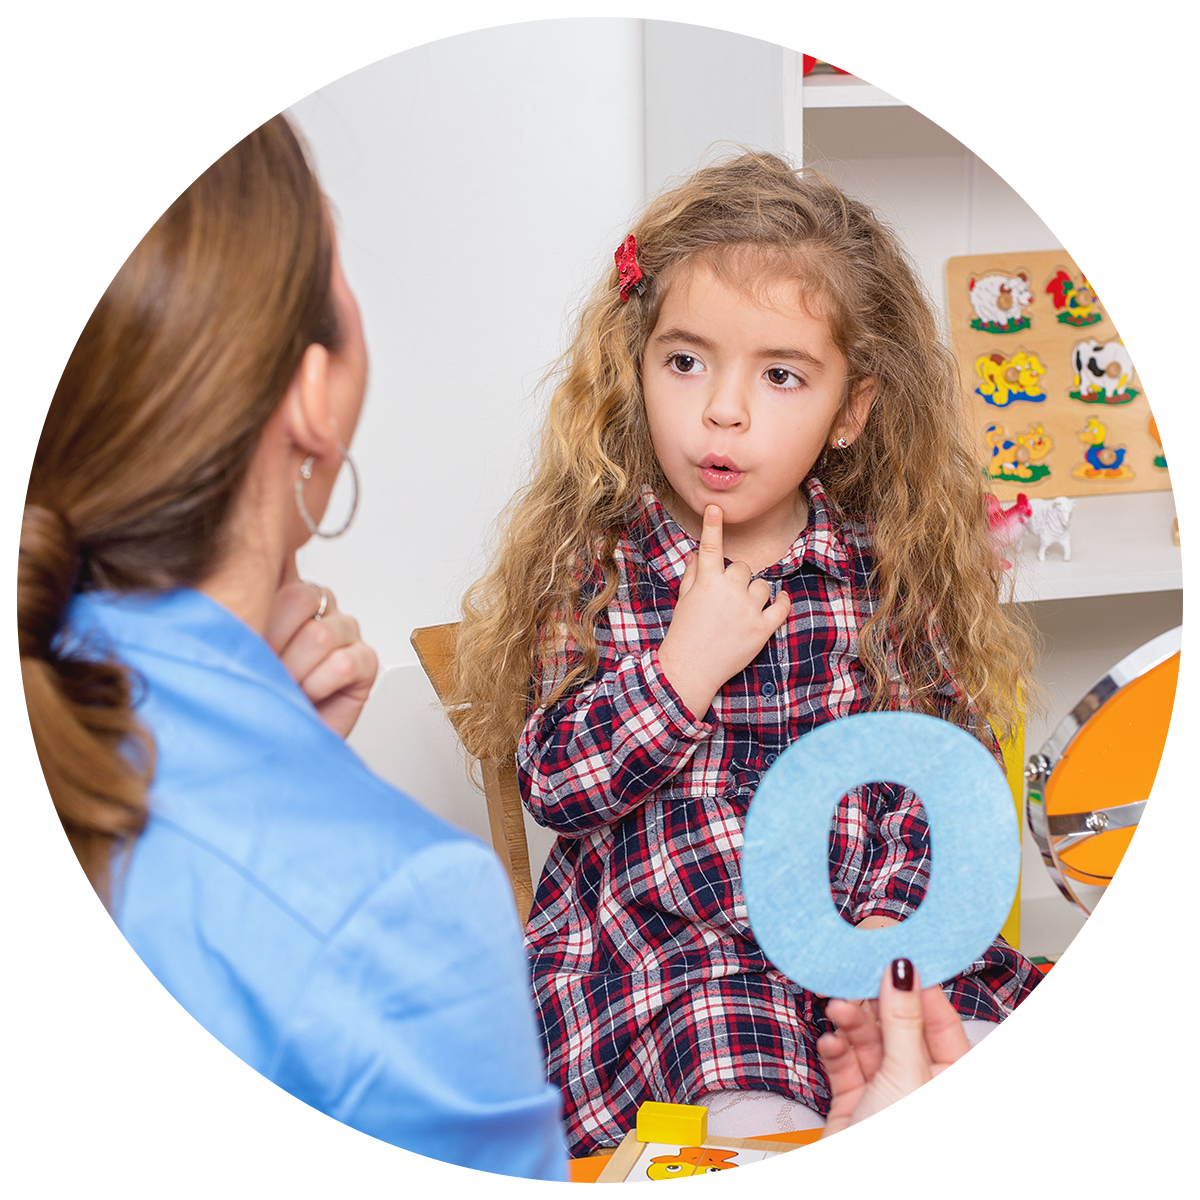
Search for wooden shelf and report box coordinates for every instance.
[1005,490,1181,604]
[801,61,1200,108]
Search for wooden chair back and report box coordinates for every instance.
[409,622,536,924]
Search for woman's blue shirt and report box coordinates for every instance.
[63,587,567,1181]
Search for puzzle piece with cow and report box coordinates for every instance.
[945,246,1200,499]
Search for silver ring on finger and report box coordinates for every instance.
[311,584,329,621]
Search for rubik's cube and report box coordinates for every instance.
[1032,950,1113,1036]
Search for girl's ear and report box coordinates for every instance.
[832,377,876,447]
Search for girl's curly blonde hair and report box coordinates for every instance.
[450,150,1031,761]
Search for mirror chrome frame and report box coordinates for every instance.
[1027,619,1200,945]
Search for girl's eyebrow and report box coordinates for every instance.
[653,327,716,351]
[760,347,825,369]
[654,327,826,370]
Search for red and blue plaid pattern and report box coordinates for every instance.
[519,477,1041,1155]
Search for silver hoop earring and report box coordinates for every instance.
[295,446,360,539]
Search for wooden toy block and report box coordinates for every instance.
[883,9,1041,57]
[1027,950,1108,1036]
[635,1101,707,1145]
[1099,907,1171,1012]
[1003,10,1190,62]
[888,0,998,9]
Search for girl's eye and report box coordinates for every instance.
[766,366,802,388]
[668,353,702,374]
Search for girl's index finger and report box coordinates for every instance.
[697,505,725,570]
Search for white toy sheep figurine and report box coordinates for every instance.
[1025,496,1078,561]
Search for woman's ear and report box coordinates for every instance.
[280,343,340,465]
[832,378,876,447]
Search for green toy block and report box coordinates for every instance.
[888,0,998,10]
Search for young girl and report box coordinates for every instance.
[452,151,1041,1155]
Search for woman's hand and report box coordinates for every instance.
[265,571,379,738]
[817,958,971,1136]
[658,505,791,717]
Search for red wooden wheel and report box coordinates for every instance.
[883,25,926,72]
[950,24,998,72]
[1113,25,1161,73]
[1041,25,1089,72]
[830,24,868,73]
[801,28,820,75]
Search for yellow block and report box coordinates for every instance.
[993,714,1024,951]
[636,1102,708,1146]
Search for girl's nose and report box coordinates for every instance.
[703,374,750,428]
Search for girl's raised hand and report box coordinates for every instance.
[658,505,791,718]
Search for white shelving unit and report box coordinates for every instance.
[1006,491,1181,604]
[801,61,1200,108]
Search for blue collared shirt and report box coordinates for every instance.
[64,587,568,1181]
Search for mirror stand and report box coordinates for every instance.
[1022,624,1200,1195]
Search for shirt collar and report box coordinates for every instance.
[631,475,852,584]
[61,586,318,721]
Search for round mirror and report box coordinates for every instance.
[1027,619,1200,1200]
[1025,626,1181,913]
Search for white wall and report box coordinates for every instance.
[0,0,648,667]
[801,99,1200,324]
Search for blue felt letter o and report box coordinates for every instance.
[741,712,1019,999]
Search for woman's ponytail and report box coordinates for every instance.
[0,508,148,1200]
[21,114,335,903]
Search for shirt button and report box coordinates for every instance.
[765,753,778,766]
[761,682,777,697]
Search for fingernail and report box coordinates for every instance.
[891,958,914,991]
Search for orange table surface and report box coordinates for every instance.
[566,1084,1200,1195]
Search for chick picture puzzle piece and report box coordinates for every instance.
[619,1137,768,1195]
[590,1132,1032,1200]
[636,1101,707,1146]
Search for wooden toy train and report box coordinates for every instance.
[806,0,1190,74]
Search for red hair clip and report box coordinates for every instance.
[615,234,645,302]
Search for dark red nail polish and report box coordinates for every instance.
[891,958,914,991]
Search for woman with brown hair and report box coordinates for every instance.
[17,115,567,1180]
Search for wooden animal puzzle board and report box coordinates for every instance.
[945,249,1170,501]
[588,1132,1032,1200]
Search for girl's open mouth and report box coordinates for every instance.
[698,456,745,489]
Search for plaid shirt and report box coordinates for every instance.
[518,477,1040,1155]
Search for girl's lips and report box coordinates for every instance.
[698,463,746,489]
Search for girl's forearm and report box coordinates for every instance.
[518,648,715,836]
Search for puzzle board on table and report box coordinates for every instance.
[945,250,1170,501]
[588,1132,1032,1200]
